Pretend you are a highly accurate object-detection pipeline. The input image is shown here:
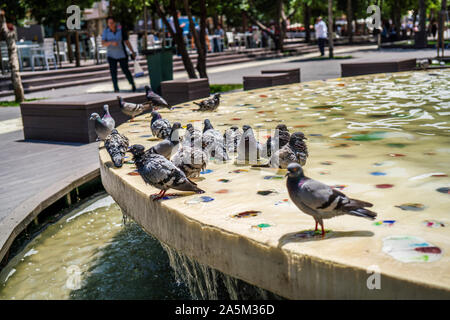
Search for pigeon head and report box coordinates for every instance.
[103,104,110,112]
[242,125,251,132]
[151,111,161,119]
[290,132,307,143]
[276,124,288,132]
[110,129,118,135]
[213,93,221,99]
[230,125,239,131]
[170,122,182,143]
[286,163,304,178]
[145,85,152,93]
[90,113,101,121]
[203,119,213,132]
[129,144,145,158]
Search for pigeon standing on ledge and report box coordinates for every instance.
[262,124,290,158]
[171,144,208,178]
[193,93,221,111]
[148,122,182,159]
[203,119,229,161]
[286,163,377,237]
[117,96,151,121]
[224,125,242,153]
[184,123,204,149]
[105,129,129,167]
[129,144,205,200]
[145,85,172,110]
[271,132,308,168]
[237,125,262,163]
[151,111,172,139]
[90,113,113,141]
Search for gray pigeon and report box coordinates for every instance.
[224,125,242,153]
[264,132,308,169]
[193,93,221,111]
[117,96,151,121]
[129,144,205,200]
[202,119,229,161]
[102,104,115,131]
[148,122,182,159]
[237,125,262,163]
[171,145,208,178]
[151,111,171,139]
[145,85,172,110]
[261,124,290,158]
[104,129,129,167]
[90,112,113,141]
[183,123,204,149]
[286,163,377,237]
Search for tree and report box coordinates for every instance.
[0,10,24,102]
[416,0,427,47]
[328,0,334,58]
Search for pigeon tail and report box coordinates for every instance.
[345,207,377,220]
[251,163,270,168]
[193,101,201,106]
[112,155,124,168]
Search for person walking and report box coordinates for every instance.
[102,16,137,92]
[314,17,327,56]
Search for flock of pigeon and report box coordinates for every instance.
[89,86,377,237]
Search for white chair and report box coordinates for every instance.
[56,41,68,62]
[128,34,138,54]
[31,38,57,71]
[1,41,10,72]
[95,36,107,63]
[226,32,236,50]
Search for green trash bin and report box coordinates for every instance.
[142,47,174,94]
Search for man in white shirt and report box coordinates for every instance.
[314,17,328,56]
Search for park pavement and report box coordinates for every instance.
[0,44,438,262]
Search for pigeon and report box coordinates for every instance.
[90,112,113,141]
[104,129,129,167]
[224,125,242,153]
[129,144,205,200]
[286,163,377,237]
[183,123,204,149]
[117,96,151,121]
[263,132,308,169]
[147,122,182,159]
[151,111,172,139]
[202,119,229,161]
[171,145,208,178]
[261,124,290,158]
[102,104,115,131]
[193,93,221,111]
[145,85,172,110]
[237,125,262,163]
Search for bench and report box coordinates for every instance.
[261,68,301,83]
[161,78,210,106]
[20,93,146,143]
[341,59,417,77]
[243,73,291,91]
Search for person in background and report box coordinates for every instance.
[213,25,225,52]
[314,17,327,56]
[102,16,136,92]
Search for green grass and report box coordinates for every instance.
[309,55,353,61]
[209,84,243,93]
[0,98,46,107]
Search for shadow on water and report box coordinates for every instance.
[69,221,282,300]
[69,222,191,300]
[278,229,374,247]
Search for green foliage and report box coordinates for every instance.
[0,1,27,24]
[0,98,46,107]
[209,83,243,93]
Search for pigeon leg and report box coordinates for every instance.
[152,190,167,201]
[319,220,325,238]
[314,221,318,232]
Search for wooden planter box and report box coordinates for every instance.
[341,58,417,77]
[20,93,146,143]
[243,73,291,91]
[161,78,210,106]
[261,68,301,83]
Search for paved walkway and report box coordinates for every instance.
[0,44,438,263]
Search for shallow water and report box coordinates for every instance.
[0,194,191,300]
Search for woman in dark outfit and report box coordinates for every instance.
[102,16,137,92]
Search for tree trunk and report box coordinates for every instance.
[416,0,427,48]
[304,3,311,43]
[0,11,24,103]
[346,0,353,44]
[437,0,447,57]
[154,0,197,78]
[328,0,334,58]
[183,0,208,78]
[143,3,148,50]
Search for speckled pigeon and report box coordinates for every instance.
[151,111,172,139]
[148,122,182,159]
[286,163,377,237]
[129,144,205,200]
[224,125,242,153]
[202,119,229,161]
[117,96,151,121]
[102,104,115,131]
[193,93,221,111]
[183,123,204,149]
[104,129,129,167]
[269,132,308,169]
[237,125,262,163]
[261,124,290,158]
[145,85,172,110]
[90,112,113,141]
[171,145,208,178]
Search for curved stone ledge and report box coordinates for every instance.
[99,73,450,299]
